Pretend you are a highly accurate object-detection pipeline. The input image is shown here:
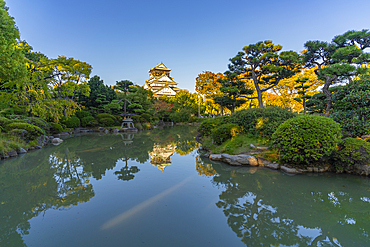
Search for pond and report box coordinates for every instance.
[1,125,370,247]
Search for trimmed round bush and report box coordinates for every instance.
[212,123,241,145]
[96,113,116,121]
[65,116,80,128]
[81,116,95,127]
[50,122,63,133]
[88,120,99,127]
[99,117,115,127]
[271,115,342,166]
[6,122,45,140]
[229,106,297,138]
[332,138,370,172]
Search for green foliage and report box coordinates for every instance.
[331,77,370,137]
[198,118,223,137]
[23,117,50,132]
[5,122,45,140]
[75,110,92,119]
[78,75,116,113]
[170,107,193,123]
[215,71,251,113]
[88,120,99,127]
[331,111,370,138]
[99,117,115,127]
[304,30,370,115]
[96,113,116,121]
[0,1,27,85]
[65,116,80,128]
[81,116,95,127]
[331,138,370,172]
[212,123,241,145]
[50,122,63,133]
[140,113,152,122]
[228,106,297,138]
[272,115,342,166]
[229,41,302,107]
[0,116,11,130]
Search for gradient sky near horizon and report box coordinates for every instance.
[5,0,370,92]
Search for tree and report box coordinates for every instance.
[0,0,27,87]
[331,76,370,137]
[44,56,92,117]
[195,71,223,98]
[78,75,116,113]
[114,80,134,114]
[215,71,253,113]
[229,40,302,107]
[294,78,311,115]
[304,29,370,116]
[127,85,154,114]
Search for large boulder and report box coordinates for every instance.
[209,153,258,166]
[51,138,63,144]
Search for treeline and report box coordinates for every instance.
[195,30,370,121]
[0,1,204,128]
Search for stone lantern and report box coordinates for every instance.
[120,113,137,132]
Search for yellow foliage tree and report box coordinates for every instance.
[265,68,323,112]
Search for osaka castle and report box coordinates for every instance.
[143,61,181,98]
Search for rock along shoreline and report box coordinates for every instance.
[205,153,370,176]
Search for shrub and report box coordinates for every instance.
[81,116,95,127]
[87,120,99,127]
[212,123,241,145]
[99,117,115,127]
[96,113,116,121]
[331,138,370,172]
[229,106,297,138]
[131,115,141,123]
[271,115,342,166]
[6,122,45,140]
[198,118,218,137]
[9,129,28,139]
[23,117,50,132]
[50,122,63,133]
[331,111,370,138]
[65,116,80,128]
[0,117,11,131]
[75,110,92,119]
[140,113,152,122]
[142,123,151,129]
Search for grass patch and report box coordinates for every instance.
[201,134,272,155]
[0,133,24,154]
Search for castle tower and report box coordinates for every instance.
[143,62,181,98]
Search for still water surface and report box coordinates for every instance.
[1,126,370,247]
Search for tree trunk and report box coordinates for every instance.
[323,75,337,117]
[252,70,264,108]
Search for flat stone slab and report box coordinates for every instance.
[264,163,280,170]
[7,151,18,157]
[281,166,303,174]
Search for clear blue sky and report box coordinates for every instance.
[6,0,370,92]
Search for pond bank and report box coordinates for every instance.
[205,153,370,176]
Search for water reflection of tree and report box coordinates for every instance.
[0,148,95,246]
[195,155,217,177]
[0,125,200,245]
[199,156,370,246]
[114,142,140,182]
